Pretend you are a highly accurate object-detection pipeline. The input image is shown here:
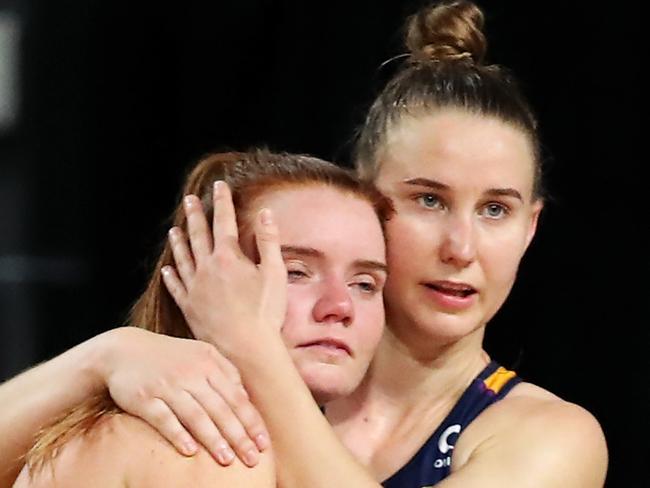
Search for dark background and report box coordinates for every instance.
[0,1,645,486]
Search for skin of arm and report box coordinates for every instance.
[0,331,110,487]
[12,413,275,488]
[0,327,269,487]
[232,333,380,487]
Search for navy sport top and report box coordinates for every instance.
[381,360,521,487]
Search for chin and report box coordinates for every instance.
[405,309,484,345]
[300,365,360,405]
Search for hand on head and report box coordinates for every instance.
[162,180,287,353]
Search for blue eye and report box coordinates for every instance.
[350,275,380,295]
[416,194,442,209]
[482,203,509,219]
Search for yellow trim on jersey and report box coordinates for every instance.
[483,366,516,394]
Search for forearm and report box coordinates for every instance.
[0,330,111,487]
[231,336,379,488]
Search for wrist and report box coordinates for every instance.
[229,332,287,372]
[78,327,130,395]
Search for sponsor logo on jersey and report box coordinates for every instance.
[433,424,461,469]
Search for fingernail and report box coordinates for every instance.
[214,180,224,195]
[243,448,259,466]
[216,447,235,465]
[260,208,272,225]
[183,439,197,455]
[184,195,194,207]
[255,433,270,451]
[161,266,170,276]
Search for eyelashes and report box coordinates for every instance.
[285,262,383,295]
[412,193,512,220]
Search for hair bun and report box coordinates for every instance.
[405,1,487,64]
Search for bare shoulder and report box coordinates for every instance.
[14,413,275,488]
[14,413,133,488]
[451,382,608,487]
[118,414,276,488]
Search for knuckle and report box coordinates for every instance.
[228,386,250,406]
[183,405,207,427]
[154,376,171,391]
[199,343,221,367]
[133,385,150,402]
[214,248,231,267]
[233,437,256,454]
[208,395,230,417]
[147,404,171,425]
[258,228,275,242]
[220,362,243,384]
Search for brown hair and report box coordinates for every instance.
[25,149,392,472]
[355,1,544,200]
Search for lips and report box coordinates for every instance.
[298,338,352,356]
[424,280,477,298]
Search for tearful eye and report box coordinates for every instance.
[286,262,310,282]
[350,274,381,295]
[356,282,377,293]
[287,270,307,280]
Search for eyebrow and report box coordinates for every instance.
[403,177,523,202]
[280,245,388,274]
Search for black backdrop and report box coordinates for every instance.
[0,1,645,486]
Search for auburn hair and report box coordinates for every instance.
[25,149,393,472]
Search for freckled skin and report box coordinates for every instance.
[244,186,387,404]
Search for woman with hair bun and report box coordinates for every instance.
[163,2,607,486]
[1,2,607,487]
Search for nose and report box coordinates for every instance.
[439,213,477,268]
[312,279,354,327]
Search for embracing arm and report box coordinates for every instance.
[0,327,269,487]
[231,331,379,487]
[0,331,112,487]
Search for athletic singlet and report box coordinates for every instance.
[381,360,521,487]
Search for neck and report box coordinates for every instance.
[327,324,489,423]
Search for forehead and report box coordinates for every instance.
[379,110,535,195]
[253,185,386,263]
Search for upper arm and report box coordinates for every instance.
[438,399,608,488]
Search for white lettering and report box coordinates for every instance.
[433,456,452,468]
[438,424,461,454]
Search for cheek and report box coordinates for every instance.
[385,214,434,272]
[281,286,315,345]
[354,299,385,353]
[479,229,530,287]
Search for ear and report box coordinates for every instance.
[524,199,544,250]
